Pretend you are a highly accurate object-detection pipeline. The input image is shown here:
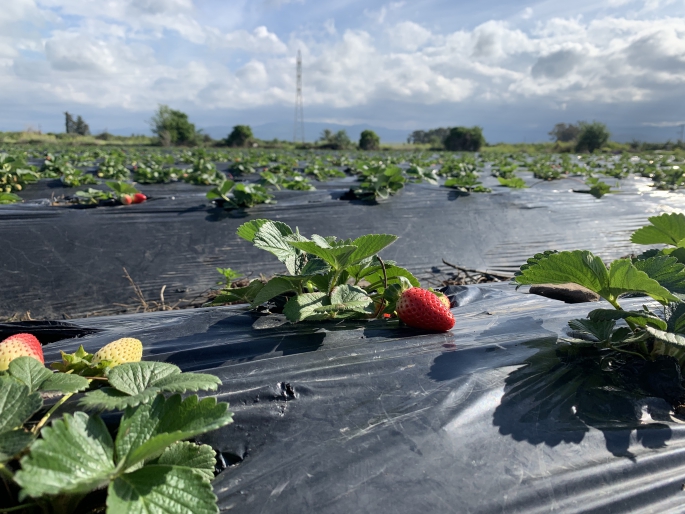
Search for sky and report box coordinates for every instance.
[1,0,684,142]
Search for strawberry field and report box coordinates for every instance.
[3,144,685,513]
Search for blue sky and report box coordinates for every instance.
[1,0,684,142]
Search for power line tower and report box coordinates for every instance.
[293,50,305,144]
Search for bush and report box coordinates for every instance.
[149,105,197,146]
[225,125,254,147]
[359,130,380,150]
[575,121,610,153]
[443,126,485,151]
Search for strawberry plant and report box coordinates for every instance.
[212,219,421,322]
[574,177,615,198]
[497,176,527,189]
[515,213,685,363]
[443,170,491,193]
[207,180,274,209]
[348,163,406,201]
[182,159,225,185]
[72,181,142,206]
[0,153,40,193]
[0,192,22,204]
[0,335,232,514]
[133,162,180,183]
[96,155,130,181]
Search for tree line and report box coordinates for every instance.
[58,105,613,153]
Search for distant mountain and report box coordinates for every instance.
[202,122,412,143]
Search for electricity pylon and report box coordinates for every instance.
[293,50,305,144]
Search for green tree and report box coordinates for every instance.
[549,123,580,142]
[74,115,90,136]
[149,105,197,146]
[319,129,352,150]
[64,112,76,134]
[359,129,380,150]
[443,126,485,151]
[225,125,254,147]
[575,121,610,153]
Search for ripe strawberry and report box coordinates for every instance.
[0,333,44,371]
[121,194,133,205]
[92,338,143,366]
[396,287,455,332]
[132,193,147,204]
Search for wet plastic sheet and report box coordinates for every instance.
[1,177,683,318]
[41,284,685,513]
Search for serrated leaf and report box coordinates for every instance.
[152,442,216,480]
[631,213,685,246]
[320,285,374,314]
[15,412,115,497]
[283,292,328,322]
[606,259,678,305]
[515,251,678,305]
[40,373,91,393]
[79,387,159,411]
[299,258,330,275]
[211,280,264,305]
[515,250,607,293]
[250,276,300,307]
[252,221,298,266]
[116,394,233,469]
[645,326,685,347]
[0,429,33,463]
[0,377,42,433]
[152,373,221,394]
[363,265,421,290]
[108,465,218,514]
[8,357,51,393]
[347,234,398,265]
[588,308,668,331]
[567,318,615,342]
[633,255,685,294]
[108,362,181,396]
[236,219,289,243]
[287,241,357,270]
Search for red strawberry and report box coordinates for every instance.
[0,333,44,370]
[396,288,455,332]
[132,193,147,204]
[121,194,133,205]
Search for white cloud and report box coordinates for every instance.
[0,0,684,129]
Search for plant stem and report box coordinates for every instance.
[0,463,13,482]
[610,344,647,360]
[0,504,38,513]
[32,392,74,434]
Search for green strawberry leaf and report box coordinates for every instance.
[251,221,298,265]
[347,234,398,265]
[363,265,420,290]
[250,276,301,307]
[212,280,264,305]
[588,308,668,331]
[151,441,216,480]
[567,318,616,342]
[0,429,33,463]
[7,357,52,393]
[283,292,328,322]
[80,363,220,411]
[632,255,685,294]
[107,465,218,514]
[79,387,159,411]
[631,213,685,246]
[15,412,116,497]
[645,327,685,347]
[236,219,287,243]
[313,285,373,316]
[287,241,357,270]
[515,251,678,305]
[0,377,42,433]
[40,373,91,393]
[116,394,233,469]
